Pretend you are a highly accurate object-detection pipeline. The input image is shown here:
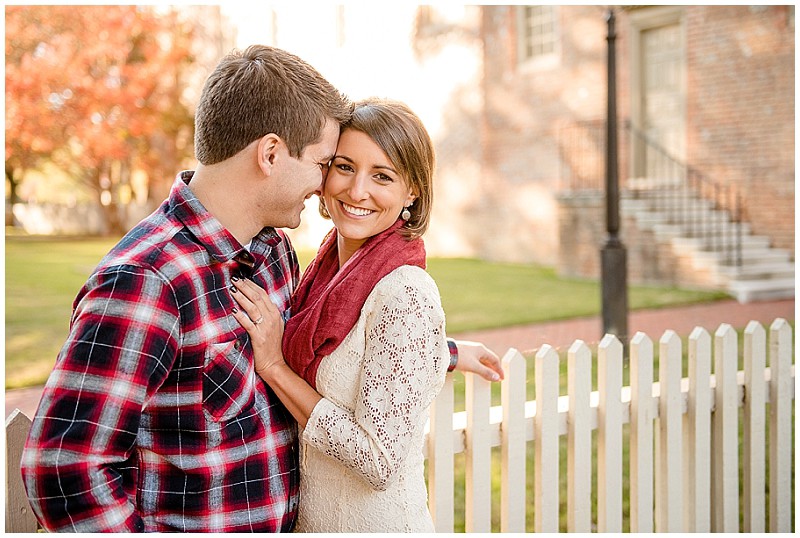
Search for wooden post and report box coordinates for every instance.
[629,332,654,532]
[567,340,592,532]
[768,319,792,532]
[534,345,560,532]
[685,327,711,532]
[465,374,491,532]
[656,331,683,531]
[5,409,39,532]
[428,375,455,532]
[500,349,527,532]
[743,321,766,532]
[597,334,623,532]
[711,324,739,531]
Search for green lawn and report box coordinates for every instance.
[425,257,729,333]
[5,236,728,389]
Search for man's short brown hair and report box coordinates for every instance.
[194,45,351,164]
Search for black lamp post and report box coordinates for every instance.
[601,8,628,345]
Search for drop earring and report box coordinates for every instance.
[401,206,411,221]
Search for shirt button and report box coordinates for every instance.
[234,340,242,351]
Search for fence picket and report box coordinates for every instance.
[567,340,592,533]
[685,327,711,532]
[465,372,492,532]
[428,374,455,532]
[5,409,38,532]
[500,349,527,532]
[768,318,792,532]
[655,330,683,531]
[628,332,654,533]
[534,345,560,532]
[597,334,623,532]
[711,324,740,532]
[743,321,766,532]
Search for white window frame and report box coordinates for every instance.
[516,5,560,69]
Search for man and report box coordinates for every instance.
[21,45,501,532]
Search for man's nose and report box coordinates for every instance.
[315,165,329,196]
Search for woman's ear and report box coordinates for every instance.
[257,133,282,176]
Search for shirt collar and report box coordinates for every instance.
[168,171,283,263]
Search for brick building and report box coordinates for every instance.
[415,5,794,296]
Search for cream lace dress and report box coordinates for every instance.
[294,265,449,533]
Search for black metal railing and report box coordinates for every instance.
[558,119,743,267]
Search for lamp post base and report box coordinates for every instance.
[601,239,628,346]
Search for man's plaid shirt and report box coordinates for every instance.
[21,172,301,532]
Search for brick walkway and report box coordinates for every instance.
[451,298,795,356]
[5,298,794,419]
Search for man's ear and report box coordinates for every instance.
[257,133,282,176]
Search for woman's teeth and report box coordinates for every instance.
[342,202,373,216]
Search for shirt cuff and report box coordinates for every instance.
[446,338,458,372]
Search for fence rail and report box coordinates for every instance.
[424,318,794,532]
[5,319,795,532]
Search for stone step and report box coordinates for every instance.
[670,235,770,251]
[726,278,796,303]
[711,266,795,289]
[715,262,796,281]
[717,267,795,284]
[691,248,792,269]
[621,178,790,303]
[622,196,714,212]
[632,211,740,231]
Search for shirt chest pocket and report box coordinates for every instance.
[202,339,256,422]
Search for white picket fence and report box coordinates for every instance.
[424,319,795,533]
[5,319,795,532]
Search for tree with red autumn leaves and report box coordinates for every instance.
[6,5,197,234]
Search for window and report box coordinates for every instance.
[518,6,558,63]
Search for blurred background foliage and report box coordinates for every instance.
[6,5,198,234]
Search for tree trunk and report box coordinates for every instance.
[5,163,21,227]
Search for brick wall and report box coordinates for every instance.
[685,5,794,255]
[478,5,611,265]
[478,5,793,277]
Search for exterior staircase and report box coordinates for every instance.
[622,182,795,303]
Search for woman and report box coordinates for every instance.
[231,98,478,532]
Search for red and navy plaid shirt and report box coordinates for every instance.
[21,171,301,532]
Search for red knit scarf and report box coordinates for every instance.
[282,219,426,389]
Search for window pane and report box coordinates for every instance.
[520,5,557,62]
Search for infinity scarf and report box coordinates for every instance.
[282,219,426,389]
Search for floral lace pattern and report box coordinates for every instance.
[296,266,449,532]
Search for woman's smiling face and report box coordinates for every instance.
[323,128,416,260]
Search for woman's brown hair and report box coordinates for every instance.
[320,98,435,239]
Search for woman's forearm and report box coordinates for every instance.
[258,362,322,428]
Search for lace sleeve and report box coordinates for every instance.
[302,270,448,490]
